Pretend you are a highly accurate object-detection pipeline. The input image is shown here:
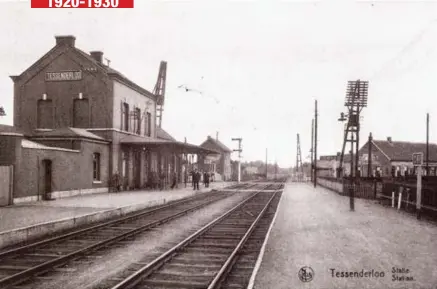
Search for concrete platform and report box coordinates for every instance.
[0,182,233,250]
[251,183,437,289]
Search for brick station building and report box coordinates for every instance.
[0,35,216,206]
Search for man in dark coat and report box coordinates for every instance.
[194,169,200,190]
[191,170,195,188]
[170,172,177,189]
[204,171,210,188]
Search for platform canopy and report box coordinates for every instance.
[120,136,220,155]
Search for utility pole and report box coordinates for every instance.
[350,135,355,211]
[338,80,369,178]
[296,133,303,181]
[232,138,243,183]
[367,133,373,177]
[265,148,268,179]
[311,119,314,183]
[314,100,318,188]
[184,137,188,187]
[426,113,429,176]
[274,160,278,180]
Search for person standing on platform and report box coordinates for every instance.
[159,171,165,190]
[204,171,210,188]
[194,169,201,190]
[171,172,177,189]
[202,170,206,187]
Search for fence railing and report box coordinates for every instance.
[317,176,437,220]
[378,182,437,220]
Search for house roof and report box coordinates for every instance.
[21,139,79,153]
[372,139,437,162]
[157,127,176,141]
[31,127,107,142]
[200,136,232,153]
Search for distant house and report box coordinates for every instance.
[199,134,232,181]
[317,155,338,177]
[244,166,258,175]
[358,135,437,177]
[318,153,353,178]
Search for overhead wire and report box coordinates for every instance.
[367,18,437,82]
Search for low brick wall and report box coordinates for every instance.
[317,178,343,194]
[317,178,376,200]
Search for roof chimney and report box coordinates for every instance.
[55,35,76,47]
[369,132,373,141]
[216,132,219,141]
[387,136,392,143]
[90,51,103,63]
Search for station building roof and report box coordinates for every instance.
[31,127,108,142]
[120,134,219,155]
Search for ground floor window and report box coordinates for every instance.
[93,153,101,181]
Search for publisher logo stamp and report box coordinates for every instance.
[298,266,314,282]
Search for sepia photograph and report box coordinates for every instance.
[0,0,436,288]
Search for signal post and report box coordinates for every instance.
[413,152,423,219]
[232,138,243,183]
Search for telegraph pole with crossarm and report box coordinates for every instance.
[232,138,243,183]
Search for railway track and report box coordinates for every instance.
[94,183,282,289]
[0,191,235,289]
[220,191,282,289]
[225,183,283,191]
[223,183,253,190]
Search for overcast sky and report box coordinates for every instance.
[0,0,436,168]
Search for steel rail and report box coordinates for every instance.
[109,184,274,289]
[207,190,278,289]
[0,192,231,289]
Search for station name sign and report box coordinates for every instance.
[412,152,423,166]
[45,71,82,82]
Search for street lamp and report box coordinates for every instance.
[338,112,347,122]
[337,112,348,178]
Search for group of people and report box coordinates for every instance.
[111,168,213,192]
[146,171,178,190]
[190,169,214,190]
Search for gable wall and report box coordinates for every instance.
[13,47,113,134]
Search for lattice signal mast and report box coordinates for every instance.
[296,133,303,173]
[337,80,369,178]
[154,61,167,128]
